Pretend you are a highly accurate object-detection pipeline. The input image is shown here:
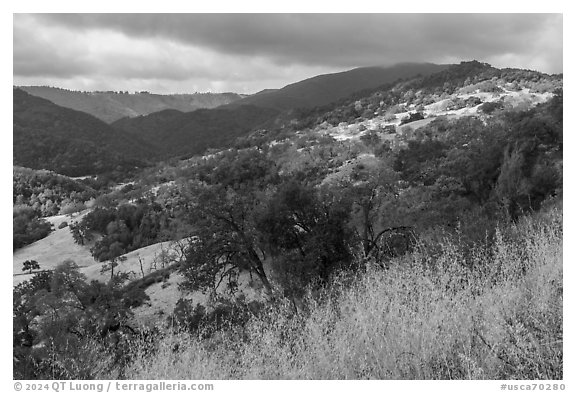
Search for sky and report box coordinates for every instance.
[13,13,563,94]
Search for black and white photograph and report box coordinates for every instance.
[11,10,565,385]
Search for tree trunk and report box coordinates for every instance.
[138,256,145,278]
[258,271,274,298]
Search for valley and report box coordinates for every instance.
[17,86,244,123]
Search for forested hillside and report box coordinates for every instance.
[13,61,563,380]
[111,105,280,159]
[227,63,448,111]
[13,89,153,176]
[278,61,562,131]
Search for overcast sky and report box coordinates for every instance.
[13,13,563,94]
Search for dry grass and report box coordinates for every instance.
[13,211,96,286]
[120,207,562,380]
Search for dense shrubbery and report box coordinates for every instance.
[13,205,52,250]
[71,203,173,261]
[394,95,561,222]
[13,167,96,217]
[172,92,562,304]
[13,260,153,379]
[169,295,263,338]
[479,101,504,114]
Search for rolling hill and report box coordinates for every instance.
[111,105,280,159]
[18,86,244,123]
[109,63,450,158]
[226,63,449,111]
[13,60,563,381]
[13,88,154,176]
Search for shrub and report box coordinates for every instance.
[13,213,52,250]
[478,101,503,114]
[59,201,86,216]
[400,112,425,125]
[122,286,150,309]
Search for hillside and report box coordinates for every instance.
[13,61,563,380]
[18,86,244,123]
[278,61,563,135]
[109,63,450,158]
[13,166,97,216]
[13,88,154,176]
[13,212,97,286]
[111,105,280,158]
[121,206,562,379]
[227,63,449,111]
[321,86,555,144]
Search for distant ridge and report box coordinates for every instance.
[109,63,450,159]
[13,88,153,176]
[17,86,244,123]
[227,63,449,111]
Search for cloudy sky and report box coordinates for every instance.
[13,13,563,94]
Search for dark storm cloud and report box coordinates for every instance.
[13,13,562,93]
[13,15,245,82]
[31,13,562,70]
[13,20,94,78]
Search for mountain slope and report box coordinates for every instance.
[227,63,449,111]
[282,61,563,132]
[112,105,280,159]
[18,86,244,123]
[13,88,153,176]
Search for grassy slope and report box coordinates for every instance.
[122,206,562,380]
[13,226,263,324]
[13,212,96,286]
[13,223,189,324]
[13,212,170,286]
[80,241,175,282]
